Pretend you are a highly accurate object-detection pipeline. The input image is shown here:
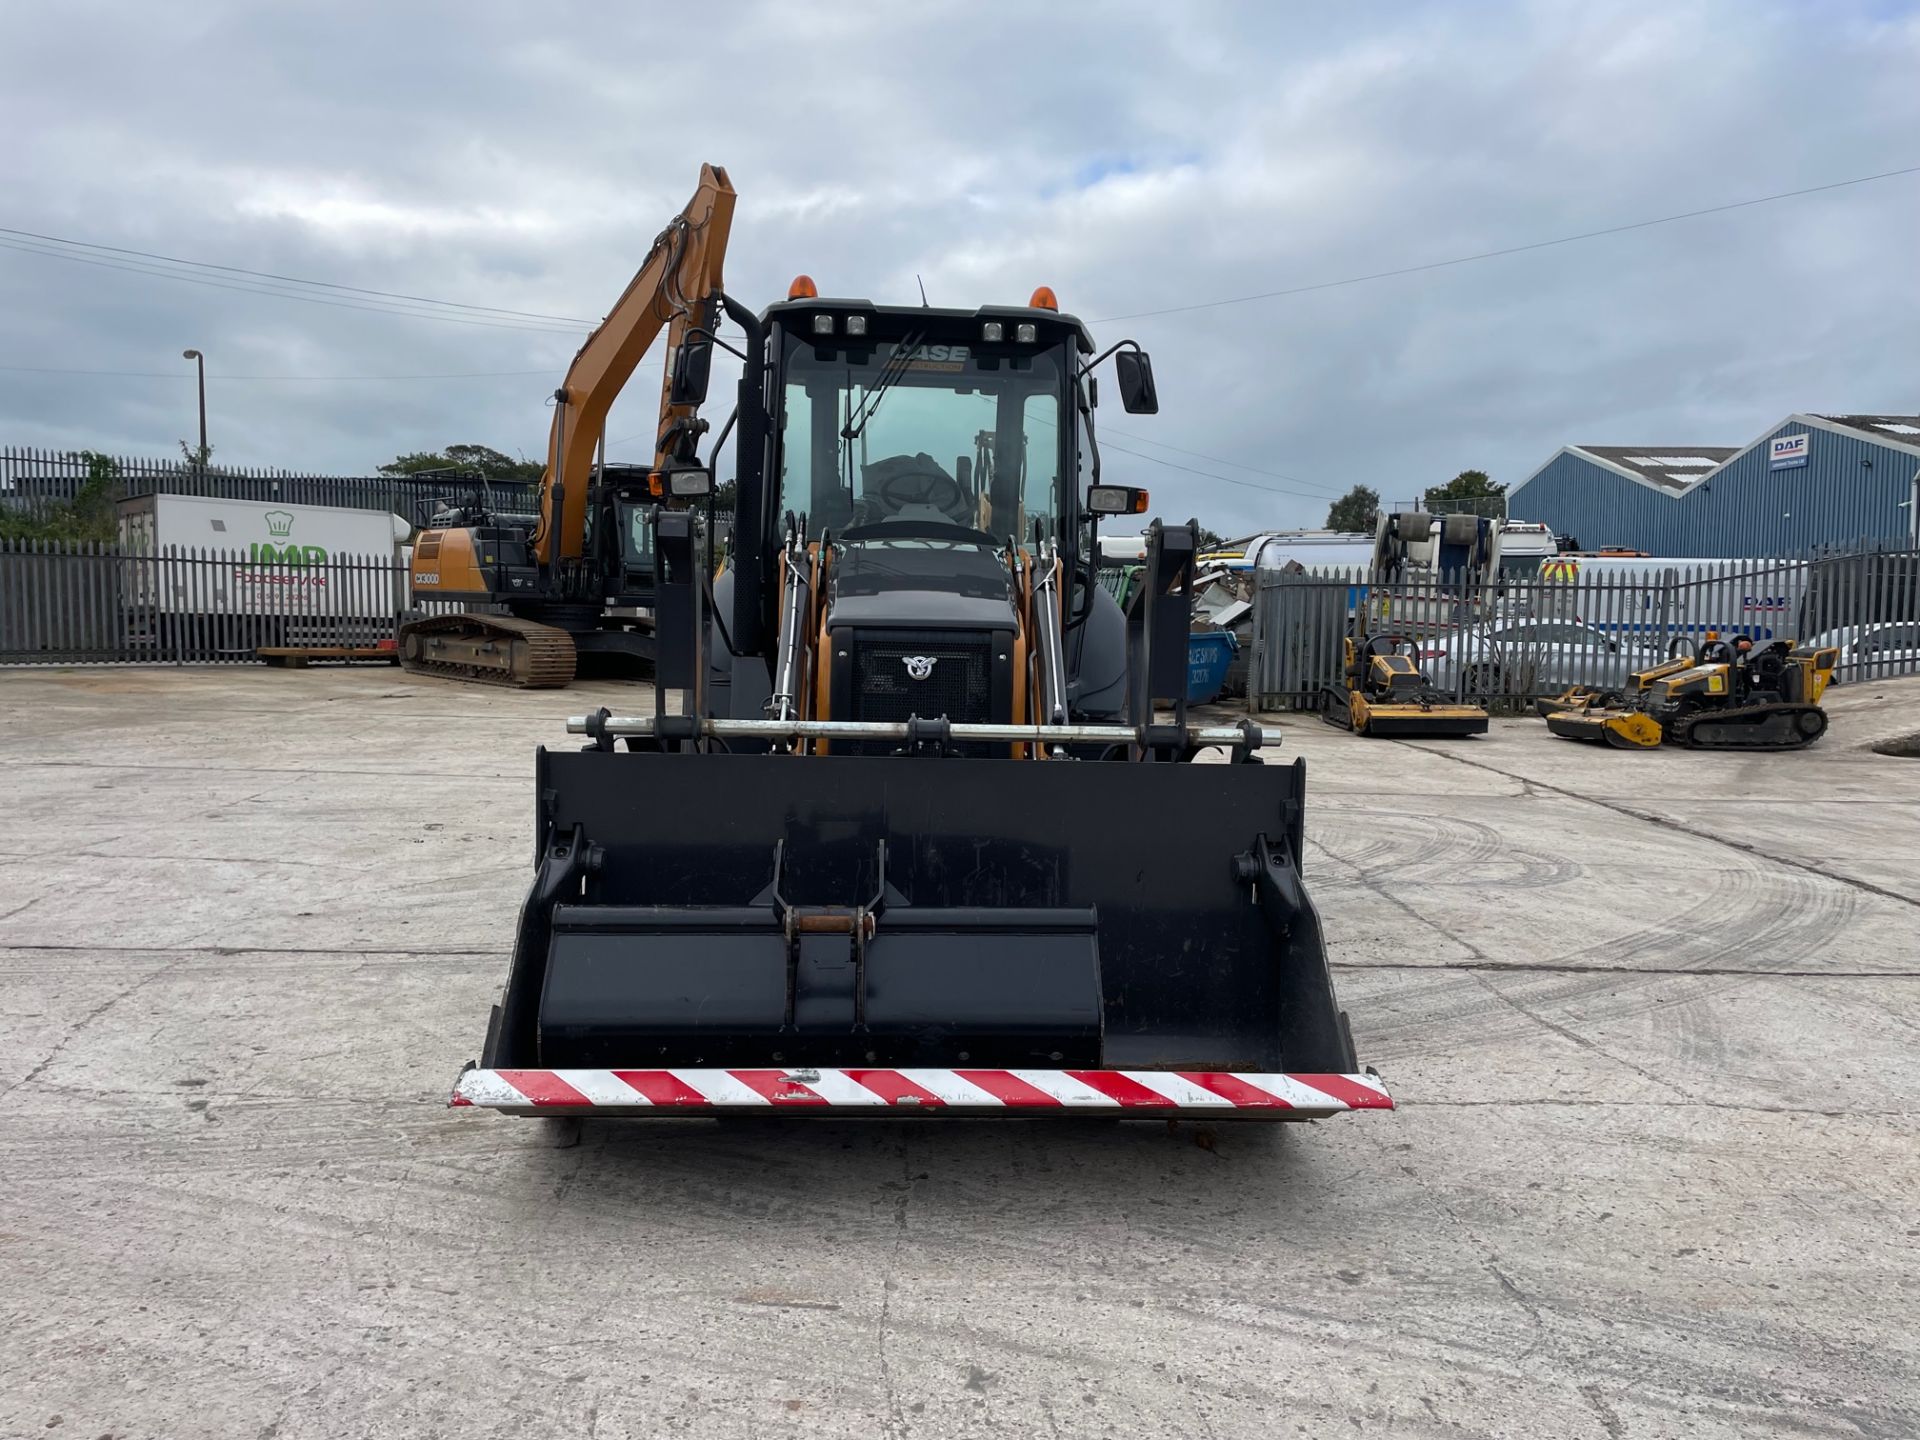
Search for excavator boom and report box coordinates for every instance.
[535,163,736,565]
[401,164,735,687]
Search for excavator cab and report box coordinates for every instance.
[450,250,1388,1122]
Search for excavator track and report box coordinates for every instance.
[1671,702,1827,751]
[397,613,577,689]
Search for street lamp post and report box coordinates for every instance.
[181,349,207,463]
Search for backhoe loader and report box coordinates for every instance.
[448,171,1389,1122]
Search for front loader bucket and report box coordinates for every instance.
[1544,708,1663,749]
[452,748,1388,1121]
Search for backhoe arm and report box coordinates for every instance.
[533,163,736,566]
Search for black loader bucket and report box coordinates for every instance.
[451,748,1389,1121]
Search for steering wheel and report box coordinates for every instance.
[1363,633,1419,664]
[874,462,967,517]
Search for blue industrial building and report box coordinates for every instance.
[1508,413,1920,555]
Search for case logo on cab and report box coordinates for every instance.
[901,655,938,681]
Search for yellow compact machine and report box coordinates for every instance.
[1541,635,1839,750]
[1324,629,1489,738]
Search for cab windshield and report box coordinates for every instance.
[779,333,1063,542]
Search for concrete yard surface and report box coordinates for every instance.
[2,665,1918,1438]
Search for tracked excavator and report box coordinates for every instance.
[447,171,1390,1123]
[1540,634,1839,750]
[400,166,737,686]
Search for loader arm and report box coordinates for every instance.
[531,163,737,566]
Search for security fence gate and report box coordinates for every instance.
[1251,548,1920,713]
[0,539,465,665]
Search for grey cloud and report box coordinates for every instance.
[2,0,1915,532]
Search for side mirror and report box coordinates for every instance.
[669,336,713,406]
[1087,484,1149,515]
[1114,350,1158,414]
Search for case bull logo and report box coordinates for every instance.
[901,655,938,681]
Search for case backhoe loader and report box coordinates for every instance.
[448,171,1389,1123]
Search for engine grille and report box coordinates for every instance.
[849,628,996,724]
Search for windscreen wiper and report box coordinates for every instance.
[841,330,926,443]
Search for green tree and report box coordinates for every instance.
[1324,484,1379,533]
[379,444,543,480]
[1423,468,1506,516]
[0,451,123,544]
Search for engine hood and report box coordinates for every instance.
[826,537,1018,632]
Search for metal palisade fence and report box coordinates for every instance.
[1252,548,1920,713]
[1,445,538,528]
[0,539,468,665]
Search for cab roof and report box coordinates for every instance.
[761,296,1096,354]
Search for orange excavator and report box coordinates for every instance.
[399,165,736,686]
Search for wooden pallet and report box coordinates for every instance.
[257,643,399,668]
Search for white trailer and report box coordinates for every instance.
[116,494,411,650]
[1536,554,1812,641]
[1199,530,1377,574]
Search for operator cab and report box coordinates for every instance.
[593,462,667,605]
[765,293,1096,548]
[716,288,1155,737]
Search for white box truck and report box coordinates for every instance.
[117,494,411,652]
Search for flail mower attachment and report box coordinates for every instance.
[1533,685,1623,720]
[1542,706,1665,748]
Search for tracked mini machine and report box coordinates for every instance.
[448,171,1389,1124]
[1540,635,1839,751]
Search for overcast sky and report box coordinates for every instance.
[3,0,1916,534]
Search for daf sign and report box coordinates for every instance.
[1769,433,1810,470]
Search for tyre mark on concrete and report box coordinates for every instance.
[1334,961,1920,977]
[1393,739,1920,910]
[1310,836,1699,1089]
[0,962,177,1100]
[1310,810,1583,891]
[1325,755,1872,1067]
[9,759,521,782]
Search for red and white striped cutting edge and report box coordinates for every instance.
[449,1067,1391,1119]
